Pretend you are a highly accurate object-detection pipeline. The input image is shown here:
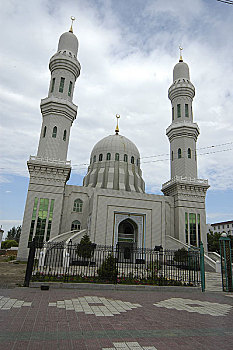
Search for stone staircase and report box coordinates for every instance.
[205,271,222,292]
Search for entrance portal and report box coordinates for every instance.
[117,219,137,262]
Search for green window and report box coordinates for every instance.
[137,158,140,166]
[63,129,67,141]
[59,77,65,93]
[99,154,103,161]
[28,197,38,245]
[43,126,47,138]
[185,104,189,117]
[68,81,73,96]
[34,198,49,244]
[107,153,111,160]
[71,220,81,231]
[51,78,55,93]
[124,154,128,162]
[73,199,83,213]
[52,126,57,138]
[93,155,96,162]
[189,213,197,246]
[197,214,201,246]
[46,199,54,241]
[177,104,181,118]
[115,153,119,161]
[131,156,134,164]
[185,212,188,244]
[178,148,182,159]
[188,148,191,158]
[172,107,174,121]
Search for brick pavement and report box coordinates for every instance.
[0,287,233,350]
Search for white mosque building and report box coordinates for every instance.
[17,23,209,261]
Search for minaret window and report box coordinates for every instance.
[71,220,81,231]
[68,81,73,96]
[171,151,173,161]
[172,107,174,121]
[188,148,191,158]
[115,153,119,161]
[177,104,181,118]
[59,77,65,93]
[185,104,189,118]
[73,199,83,213]
[124,154,128,162]
[178,148,182,159]
[43,126,47,138]
[137,158,140,166]
[106,153,111,160]
[93,155,96,162]
[131,156,134,164]
[52,126,57,138]
[99,154,103,161]
[51,78,55,93]
[63,130,67,141]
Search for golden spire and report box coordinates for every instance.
[69,16,75,33]
[179,45,183,62]
[115,114,120,134]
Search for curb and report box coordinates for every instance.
[30,282,201,292]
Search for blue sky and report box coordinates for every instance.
[0,0,233,237]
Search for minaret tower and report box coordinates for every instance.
[18,18,81,260]
[162,49,209,250]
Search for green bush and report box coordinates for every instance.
[173,247,188,262]
[1,240,18,249]
[76,234,96,259]
[97,254,118,282]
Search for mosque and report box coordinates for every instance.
[17,21,209,261]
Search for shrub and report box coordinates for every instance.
[76,234,96,259]
[97,254,118,282]
[1,240,18,249]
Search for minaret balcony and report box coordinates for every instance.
[166,121,200,141]
[28,155,71,167]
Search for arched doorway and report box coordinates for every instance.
[117,219,137,262]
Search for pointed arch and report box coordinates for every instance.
[178,148,182,159]
[52,126,57,138]
[71,220,81,231]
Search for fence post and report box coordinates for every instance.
[24,238,36,287]
[200,241,205,292]
[219,233,233,292]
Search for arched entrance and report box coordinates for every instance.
[117,219,137,262]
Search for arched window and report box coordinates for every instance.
[137,158,140,166]
[68,81,73,97]
[71,220,81,231]
[178,148,182,159]
[73,199,83,212]
[177,104,181,118]
[52,126,57,138]
[124,154,128,162]
[63,129,67,141]
[51,78,55,93]
[115,153,119,161]
[93,155,96,162]
[59,77,65,93]
[131,156,134,164]
[90,157,92,164]
[43,126,47,138]
[106,153,111,160]
[171,151,173,161]
[188,148,191,158]
[99,153,103,161]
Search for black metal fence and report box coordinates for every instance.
[25,240,201,287]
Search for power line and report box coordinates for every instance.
[217,0,233,5]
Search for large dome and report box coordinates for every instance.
[83,134,145,193]
[90,134,140,161]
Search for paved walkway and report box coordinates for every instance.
[0,286,233,350]
[205,272,222,292]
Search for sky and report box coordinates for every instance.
[0,0,233,238]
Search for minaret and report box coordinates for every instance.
[162,49,209,250]
[18,18,81,260]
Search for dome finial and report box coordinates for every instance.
[179,45,183,62]
[115,114,120,134]
[69,16,75,33]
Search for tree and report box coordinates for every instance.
[97,254,118,282]
[207,232,221,253]
[1,240,18,249]
[6,225,21,243]
[76,233,96,259]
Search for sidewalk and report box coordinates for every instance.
[0,286,232,350]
